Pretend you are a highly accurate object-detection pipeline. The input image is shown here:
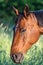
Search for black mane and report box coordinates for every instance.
[32,10,43,27]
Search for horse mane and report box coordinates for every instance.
[31,10,43,27]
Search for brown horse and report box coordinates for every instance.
[10,5,43,63]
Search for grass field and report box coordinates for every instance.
[0,18,43,65]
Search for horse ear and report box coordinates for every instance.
[13,6,19,15]
[24,4,29,18]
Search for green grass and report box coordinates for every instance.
[0,18,43,65]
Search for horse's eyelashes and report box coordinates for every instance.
[20,28,26,32]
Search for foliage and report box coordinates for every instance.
[0,0,43,18]
[0,0,43,65]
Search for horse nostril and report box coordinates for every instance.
[13,54,18,61]
[11,53,24,63]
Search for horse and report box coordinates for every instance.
[10,5,43,63]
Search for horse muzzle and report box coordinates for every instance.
[11,52,24,63]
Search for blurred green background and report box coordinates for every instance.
[0,0,43,65]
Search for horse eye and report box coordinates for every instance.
[20,28,26,32]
